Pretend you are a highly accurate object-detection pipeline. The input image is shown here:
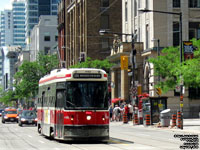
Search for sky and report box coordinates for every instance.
[0,0,13,11]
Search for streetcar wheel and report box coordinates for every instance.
[49,127,54,140]
[38,124,41,134]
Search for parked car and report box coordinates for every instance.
[0,109,3,117]
[18,110,37,126]
[2,108,18,123]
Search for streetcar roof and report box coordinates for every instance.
[39,68,107,86]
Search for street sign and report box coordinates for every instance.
[183,41,194,60]
[156,88,162,96]
[130,86,137,96]
[183,41,193,54]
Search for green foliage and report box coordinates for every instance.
[0,89,16,105]
[149,38,200,93]
[10,53,59,101]
[69,57,115,73]
[14,61,40,98]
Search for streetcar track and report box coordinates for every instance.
[5,125,40,150]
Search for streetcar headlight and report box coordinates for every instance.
[4,116,8,119]
[21,118,26,121]
[86,115,91,120]
[102,117,105,121]
[71,116,74,121]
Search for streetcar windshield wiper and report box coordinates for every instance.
[66,101,77,107]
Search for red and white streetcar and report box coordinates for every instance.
[37,68,109,141]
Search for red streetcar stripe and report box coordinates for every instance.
[39,74,71,84]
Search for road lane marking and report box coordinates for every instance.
[28,135,32,138]
[137,133,150,137]
[38,140,45,144]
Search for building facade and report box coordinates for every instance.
[58,0,66,67]
[121,0,200,117]
[29,15,58,62]
[64,0,122,68]
[25,0,59,45]
[0,10,13,47]
[0,49,3,86]
[12,0,26,48]
[1,46,19,91]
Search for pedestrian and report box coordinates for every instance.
[128,103,133,121]
[124,104,129,116]
[113,105,121,121]
[109,105,113,121]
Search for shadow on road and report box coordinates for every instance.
[56,137,134,145]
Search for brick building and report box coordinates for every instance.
[63,0,122,68]
[58,0,66,67]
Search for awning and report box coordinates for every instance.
[138,93,149,99]
[112,98,121,103]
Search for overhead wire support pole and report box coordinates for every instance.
[138,9,183,129]
[179,12,183,130]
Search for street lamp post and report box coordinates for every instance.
[152,38,160,83]
[139,9,183,129]
[99,29,137,100]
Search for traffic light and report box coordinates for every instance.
[120,56,128,70]
[156,88,162,96]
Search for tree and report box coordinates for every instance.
[70,57,114,73]
[13,53,59,100]
[0,88,16,105]
[148,38,200,93]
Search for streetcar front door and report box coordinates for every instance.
[55,90,65,138]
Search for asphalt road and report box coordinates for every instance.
[0,119,199,150]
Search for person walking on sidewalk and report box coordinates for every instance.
[109,105,113,121]
[113,105,121,121]
[128,103,133,121]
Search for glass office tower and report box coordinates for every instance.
[25,0,59,45]
[12,0,26,48]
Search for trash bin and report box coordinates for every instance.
[160,109,171,127]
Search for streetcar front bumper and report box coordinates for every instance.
[64,125,109,141]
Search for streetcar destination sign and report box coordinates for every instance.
[73,73,102,78]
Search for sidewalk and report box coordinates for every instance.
[110,118,200,134]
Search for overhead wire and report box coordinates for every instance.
[87,0,119,25]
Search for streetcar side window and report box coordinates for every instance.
[56,90,66,108]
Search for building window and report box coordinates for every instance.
[146,0,149,9]
[101,38,109,49]
[189,22,200,40]
[173,22,179,46]
[125,2,128,22]
[134,0,137,17]
[189,0,200,8]
[44,36,50,41]
[189,87,200,99]
[55,36,58,41]
[44,47,50,55]
[146,24,149,49]
[173,0,180,7]
[101,0,109,7]
[100,15,109,29]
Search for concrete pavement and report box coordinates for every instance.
[110,118,200,134]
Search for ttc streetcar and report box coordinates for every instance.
[37,68,109,141]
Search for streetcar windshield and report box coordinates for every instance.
[65,81,108,110]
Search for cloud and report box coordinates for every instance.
[4,0,15,10]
